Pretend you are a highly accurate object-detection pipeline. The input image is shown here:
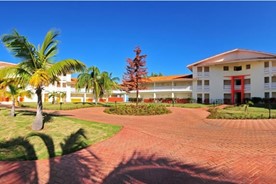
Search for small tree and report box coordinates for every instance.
[122,47,147,106]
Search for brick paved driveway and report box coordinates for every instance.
[1,107,276,183]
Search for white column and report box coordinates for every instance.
[123,94,127,102]
[66,83,71,102]
[83,93,87,102]
[171,92,174,98]
[153,93,156,99]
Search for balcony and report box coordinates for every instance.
[264,67,276,75]
[203,85,210,92]
[139,85,192,92]
[197,72,209,78]
[197,86,202,91]
[264,82,276,90]
[203,72,210,77]
[223,84,251,92]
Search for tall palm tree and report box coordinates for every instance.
[99,72,119,99]
[1,30,85,130]
[76,66,101,104]
[0,81,33,117]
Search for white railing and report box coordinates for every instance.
[234,85,241,90]
[264,82,276,90]
[203,72,210,77]
[197,86,202,91]
[264,67,276,74]
[204,86,210,91]
[245,84,251,91]
[264,67,269,74]
[271,82,276,89]
[272,67,276,74]
[264,83,270,90]
[197,72,202,77]
[138,86,192,92]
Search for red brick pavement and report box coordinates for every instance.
[0,107,276,183]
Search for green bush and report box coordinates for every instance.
[104,104,171,116]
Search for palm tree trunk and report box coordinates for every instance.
[10,97,15,117]
[32,87,43,130]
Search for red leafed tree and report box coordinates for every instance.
[122,47,147,106]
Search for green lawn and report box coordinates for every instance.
[208,105,276,119]
[0,108,121,161]
[20,102,108,110]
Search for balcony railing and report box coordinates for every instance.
[223,84,251,91]
[203,72,210,77]
[264,82,276,90]
[203,85,210,91]
[197,86,202,91]
[197,72,209,77]
[264,67,276,74]
[140,85,192,92]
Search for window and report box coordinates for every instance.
[197,67,202,72]
[245,93,251,99]
[223,80,231,85]
[204,67,209,72]
[234,66,242,71]
[246,64,251,69]
[197,80,202,86]
[265,92,270,99]
[235,79,241,85]
[264,62,269,68]
[264,77,269,83]
[62,83,66,88]
[244,79,251,84]
[223,66,229,71]
[204,80,209,86]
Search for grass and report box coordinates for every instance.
[0,108,121,161]
[19,102,108,110]
[208,105,276,119]
[175,103,213,108]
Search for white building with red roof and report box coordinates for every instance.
[188,48,276,104]
[2,48,276,104]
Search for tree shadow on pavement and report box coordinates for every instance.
[0,131,237,184]
[102,151,236,184]
[0,137,38,184]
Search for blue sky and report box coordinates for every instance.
[1,2,276,79]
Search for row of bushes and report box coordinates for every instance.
[104,104,171,115]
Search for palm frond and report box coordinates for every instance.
[1,30,37,68]
[48,59,85,77]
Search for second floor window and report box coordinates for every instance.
[223,66,229,71]
[234,66,242,71]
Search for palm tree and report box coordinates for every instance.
[99,72,119,99]
[76,66,101,104]
[48,91,58,104]
[58,91,66,103]
[1,30,85,130]
[0,81,33,117]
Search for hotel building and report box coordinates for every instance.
[1,48,276,104]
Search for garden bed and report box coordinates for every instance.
[104,104,171,115]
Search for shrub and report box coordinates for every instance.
[128,98,143,103]
[104,104,171,116]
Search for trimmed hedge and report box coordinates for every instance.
[104,104,171,115]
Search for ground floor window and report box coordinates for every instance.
[204,93,209,104]
[265,92,270,98]
[223,93,231,104]
[197,93,202,103]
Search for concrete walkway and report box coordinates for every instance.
[0,107,276,183]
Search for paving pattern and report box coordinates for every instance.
[0,107,276,183]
